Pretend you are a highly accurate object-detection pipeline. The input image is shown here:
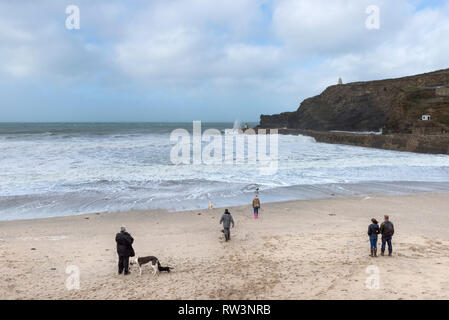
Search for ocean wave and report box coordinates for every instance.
[1,123,449,219]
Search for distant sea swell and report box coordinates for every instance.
[1,122,449,221]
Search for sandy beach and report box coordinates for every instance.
[1,192,449,300]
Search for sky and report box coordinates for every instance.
[1,0,449,122]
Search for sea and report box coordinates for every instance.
[1,122,449,221]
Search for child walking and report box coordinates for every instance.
[252,195,261,219]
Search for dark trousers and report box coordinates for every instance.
[118,255,130,274]
[224,228,231,241]
[381,236,393,252]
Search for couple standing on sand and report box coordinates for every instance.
[367,215,395,257]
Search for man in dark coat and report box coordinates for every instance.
[380,215,395,256]
[220,209,235,242]
[115,226,134,275]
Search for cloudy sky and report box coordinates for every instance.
[1,0,449,122]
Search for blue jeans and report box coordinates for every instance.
[254,206,259,214]
[369,236,378,249]
[381,236,392,252]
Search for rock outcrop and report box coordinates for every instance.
[260,68,449,133]
[250,128,449,155]
[300,130,449,155]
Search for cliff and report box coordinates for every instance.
[260,68,449,133]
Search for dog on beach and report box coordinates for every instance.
[130,256,172,276]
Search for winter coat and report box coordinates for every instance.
[367,223,380,238]
[252,198,261,208]
[220,212,235,229]
[115,231,134,256]
[380,221,395,237]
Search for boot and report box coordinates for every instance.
[388,250,392,256]
[370,249,374,257]
[381,250,385,256]
[374,248,377,257]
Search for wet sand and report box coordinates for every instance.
[1,193,449,300]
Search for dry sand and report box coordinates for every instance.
[1,193,449,300]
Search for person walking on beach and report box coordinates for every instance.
[252,195,261,219]
[115,226,135,275]
[220,209,235,242]
[367,218,380,257]
[380,215,395,256]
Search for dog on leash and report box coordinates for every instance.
[130,256,172,276]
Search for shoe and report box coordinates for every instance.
[374,249,377,257]
[370,249,373,257]
[381,251,385,256]
[388,251,392,256]
[124,271,130,275]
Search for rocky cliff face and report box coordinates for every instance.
[260,68,449,133]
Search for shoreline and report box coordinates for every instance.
[1,192,449,299]
[2,180,449,222]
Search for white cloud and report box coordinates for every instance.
[0,0,449,120]
[0,2,105,82]
[321,1,449,82]
[272,0,414,55]
[112,0,280,86]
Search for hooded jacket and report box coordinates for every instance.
[220,211,235,229]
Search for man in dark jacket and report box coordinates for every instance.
[380,215,394,256]
[115,226,134,275]
[220,209,235,242]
